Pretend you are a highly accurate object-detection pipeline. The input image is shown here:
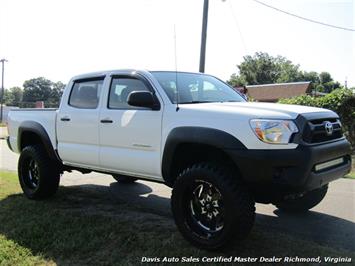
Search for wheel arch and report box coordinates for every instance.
[18,121,61,163]
[162,127,246,186]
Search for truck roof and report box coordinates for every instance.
[70,69,142,80]
[70,69,207,81]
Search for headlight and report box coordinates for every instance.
[250,119,298,144]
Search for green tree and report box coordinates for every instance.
[301,71,319,84]
[301,71,319,91]
[4,87,23,106]
[275,58,302,83]
[229,52,342,94]
[316,72,340,93]
[23,77,52,102]
[315,84,325,93]
[229,52,304,86]
[323,81,340,93]
[228,73,247,86]
[49,81,65,106]
[237,52,279,85]
[3,89,11,105]
[319,72,332,84]
[22,77,65,107]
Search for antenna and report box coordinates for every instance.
[174,24,180,112]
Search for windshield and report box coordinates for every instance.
[151,71,246,104]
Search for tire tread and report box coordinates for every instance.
[171,162,255,250]
[18,145,60,200]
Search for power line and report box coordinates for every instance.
[252,0,355,32]
[228,0,248,55]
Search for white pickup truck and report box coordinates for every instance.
[7,70,352,249]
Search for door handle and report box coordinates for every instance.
[60,116,71,122]
[100,119,113,123]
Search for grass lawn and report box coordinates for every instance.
[345,154,355,179]
[345,171,355,179]
[0,171,354,265]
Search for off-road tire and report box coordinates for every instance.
[171,163,255,250]
[275,185,328,212]
[18,145,60,200]
[112,174,138,183]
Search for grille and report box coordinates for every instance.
[302,118,343,143]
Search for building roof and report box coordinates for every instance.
[246,81,311,102]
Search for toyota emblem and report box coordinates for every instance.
[324,121,333,136]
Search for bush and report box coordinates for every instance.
[279,89,355,149]
[278,94,319,107]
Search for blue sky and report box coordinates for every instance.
[0,0,354,88]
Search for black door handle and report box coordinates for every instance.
[60,117,71,121]
[100,119,113,123]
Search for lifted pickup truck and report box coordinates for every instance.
[7,70,352,249]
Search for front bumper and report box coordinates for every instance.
[226,138,351,202]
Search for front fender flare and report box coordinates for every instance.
[161,127,246,185]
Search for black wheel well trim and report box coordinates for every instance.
[18,121,61,163]
[161,127,246,186]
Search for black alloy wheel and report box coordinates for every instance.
[189,180,224,238]
[18,145,60,200]
[171,163,255,250]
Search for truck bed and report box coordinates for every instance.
[7,109,58,153]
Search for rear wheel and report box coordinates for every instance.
[112,174,138,183]
[18,145,60,200]
[275,185,328,212]
[171,163,255,250]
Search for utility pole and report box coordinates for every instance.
[199,0,209,73]
[0,58,8,123]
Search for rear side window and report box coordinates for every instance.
[69,78,104,109]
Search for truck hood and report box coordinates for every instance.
[180,102,336,120]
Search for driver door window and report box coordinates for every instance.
[108,78,150,109]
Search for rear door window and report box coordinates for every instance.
[69,78,104,109]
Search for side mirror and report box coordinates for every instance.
[127,91,159,110]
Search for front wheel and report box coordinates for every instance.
[275,185,328,212]
[18,145,60,200]
[171,163,255,250]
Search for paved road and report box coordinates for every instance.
[1,137,354,252]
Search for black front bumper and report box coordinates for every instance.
[226,138,352,202]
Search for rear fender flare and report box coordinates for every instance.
[18,121,60,162]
